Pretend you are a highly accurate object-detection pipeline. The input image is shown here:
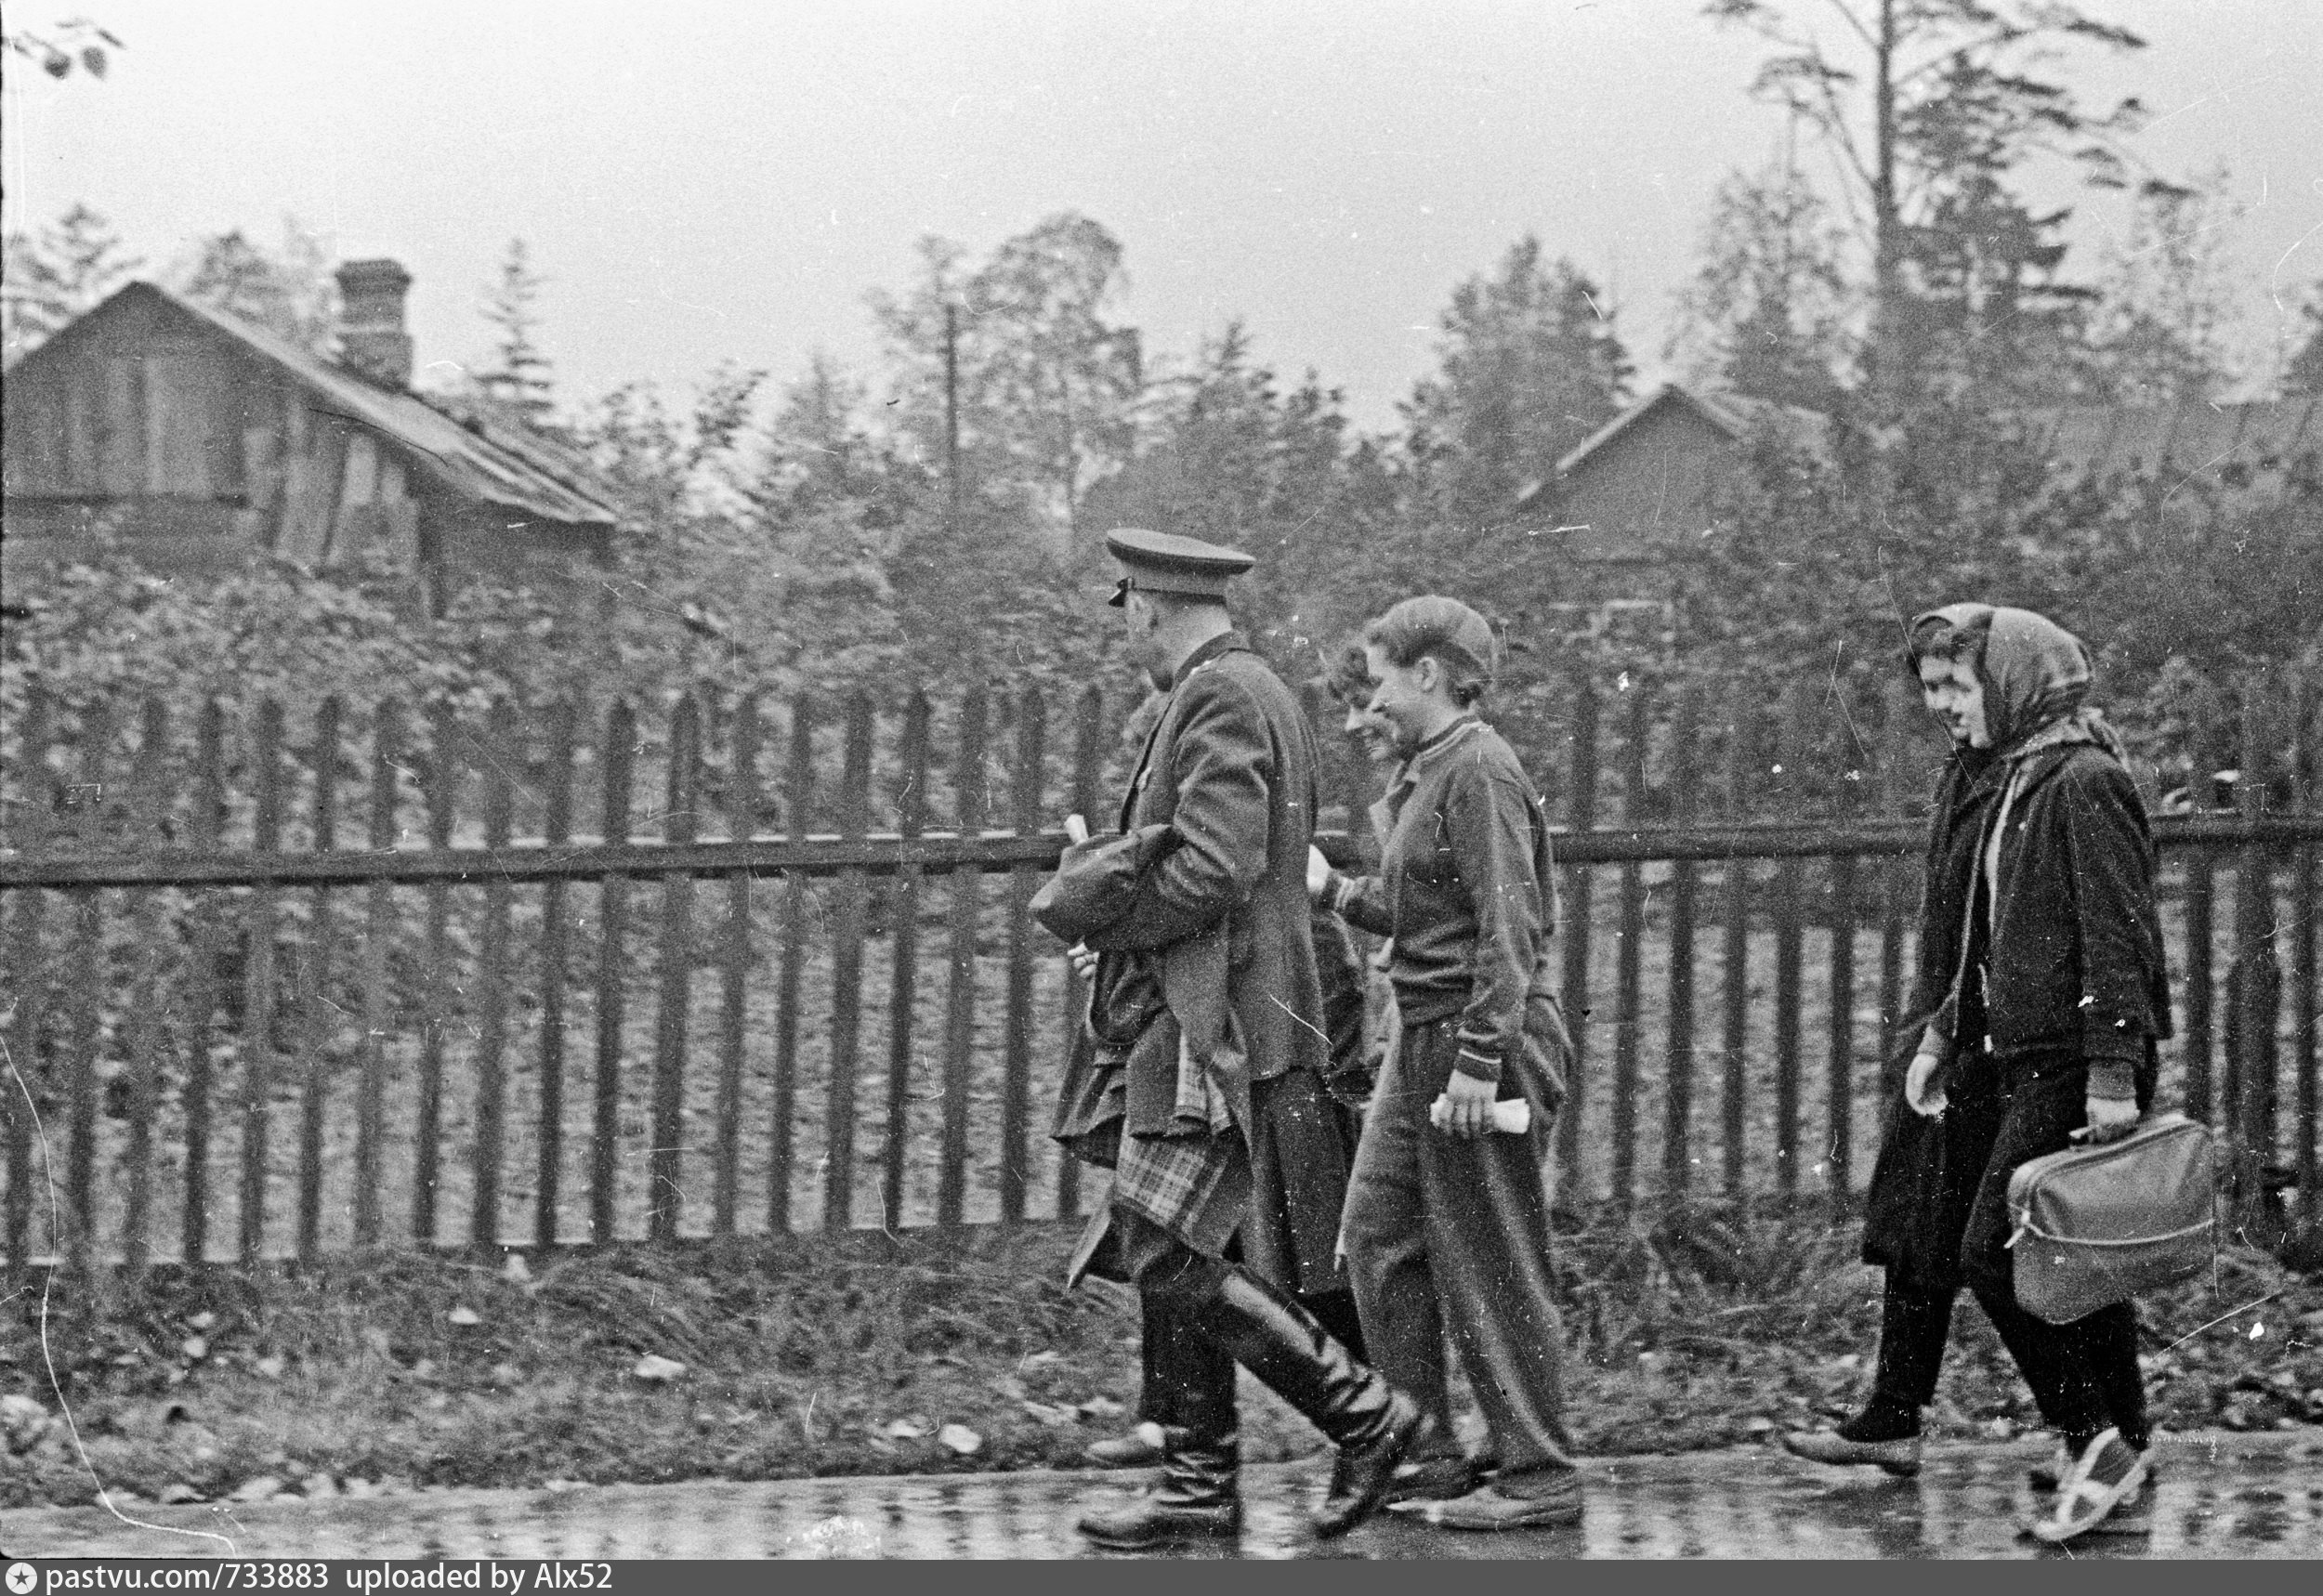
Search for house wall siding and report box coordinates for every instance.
[6,284,612,600]
[1554,404,1737,565]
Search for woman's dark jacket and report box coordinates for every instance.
[1861,740,2172,1289]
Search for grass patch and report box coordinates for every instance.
[7,1208,2318,1510]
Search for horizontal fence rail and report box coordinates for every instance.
[6,813,2319,891]
[3,670,2316,1278]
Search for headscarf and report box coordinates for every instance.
[1901,601,2131,1061]
[1906,602,2129,766]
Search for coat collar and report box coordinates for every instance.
[1375,715,1485,831]
[1173,628,1248,688]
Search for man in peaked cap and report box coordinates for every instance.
[1054,528,1419,1549]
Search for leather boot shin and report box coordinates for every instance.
[1175,1265,1418,1536]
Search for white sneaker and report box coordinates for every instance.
[2024,1430,2149,1544]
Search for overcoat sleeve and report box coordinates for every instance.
[1905,762,1967,1064]
[2054,757,2161,1099]
[1322,869,1394,936]
[1084,674,1274,952]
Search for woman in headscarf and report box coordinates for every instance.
[1784,604,2172,1544]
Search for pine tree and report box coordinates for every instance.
[2,203,141,357]
[1400,237,1631,529]
[477,239,556,424]
[175,217,338,354]
[2087,174,2245,405]
[1707,0,2151,407]
[1671,161,1856,410]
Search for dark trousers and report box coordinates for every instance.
[1340,1019,1580,1494]
[1870,1277,2149,1449]
[1872,1050,2149,1446]
[1136,1287,1365,1430]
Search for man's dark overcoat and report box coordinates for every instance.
[1056,630,1350,1296]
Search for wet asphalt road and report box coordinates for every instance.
[4,1431,2317,1560]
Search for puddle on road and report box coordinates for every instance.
[6,1440,2318,1559]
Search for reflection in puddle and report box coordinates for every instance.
[7,1438,2318,1559]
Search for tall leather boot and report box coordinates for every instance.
[1176,1265,1420,1537]
[1077,1302,1242,1550]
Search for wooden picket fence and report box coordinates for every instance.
[1,666,2316,1278]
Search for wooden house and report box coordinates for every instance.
[1511,382,2320,614]
[1511,383,1831,583]
[1,260,620,607]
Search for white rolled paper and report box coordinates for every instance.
[1426,1095,1531,1134]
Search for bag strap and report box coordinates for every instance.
[2007,1215,2215,1249]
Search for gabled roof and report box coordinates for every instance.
[1515,382,1833,512]
[1558,383,1832,476]
[2009,396,2322,482]
[1514,382,2322,517]
[26,281,621,529]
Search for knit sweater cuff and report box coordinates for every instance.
[2087,1058,2137,1102]
[1452,1043,1503,1083]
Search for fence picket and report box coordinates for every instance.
[1557,671,1598,1193]
[536,698,577,1249]
[1661,685,1701,1197]
[768,696,813,1236]
[354,700,400,1249]
[2183,693,2222,1125]
[883,693,932,1230]
[1610,687,1648,1206]
[1874,679,1912,1103]
[649,694,701,1243]
[473,699,516,1250]
[593,700,637,1246]
[413,703,458,1248]
[184,700,227,1265]
[1000,688,1046,1223]
[1054,684,1105,1220]
[295,696,342,1263]
[66,699,112,1278]
[1721,694,1752,1200]
[821,692,873,1232]
[3,688,47,1266]
[2231,687,2276,1226]
[123,697,170,1280]
[939,688,990,1228]
[2291,672,2318,1239]
[239,700,282,1265]
[713,694,757,1238]
[1770,687,1805,1200]
[1825,689,1861,1203]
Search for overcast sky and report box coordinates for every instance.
[7,1,2317,430]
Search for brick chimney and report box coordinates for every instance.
[334,258,414,388]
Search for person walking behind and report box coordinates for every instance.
[1784,604,2171,1544]
[1055,529,1419,1550]
[1308,595,1585,1532]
